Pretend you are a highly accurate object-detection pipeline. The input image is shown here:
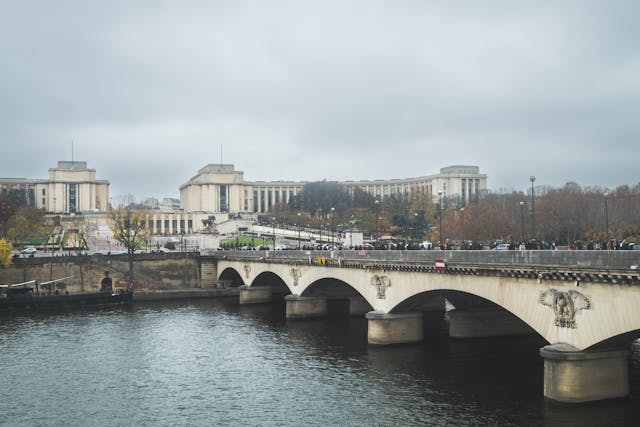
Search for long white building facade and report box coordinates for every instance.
[0,161,109,214]
[180,164,487,215]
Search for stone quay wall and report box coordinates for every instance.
[1,253,220,295]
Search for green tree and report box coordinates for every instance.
[6,206,51,245]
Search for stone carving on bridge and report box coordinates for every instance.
[539,289,591,328]
[290,268,301,287]
[371,275,391,299]
[243,263,251,279]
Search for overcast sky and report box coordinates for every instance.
[1,0,639,200]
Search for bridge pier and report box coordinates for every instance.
[448,307,534,339]
[366,311,423,345]
[239,285,273,304]
[540,344,630,403]
[285,295,327,319]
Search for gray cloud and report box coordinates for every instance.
[1,0,638,199]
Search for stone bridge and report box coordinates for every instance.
[209,249,640,403]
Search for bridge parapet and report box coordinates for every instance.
[209,250,640,285]
[205,249,638,269]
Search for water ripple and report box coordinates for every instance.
[1,299,639,426]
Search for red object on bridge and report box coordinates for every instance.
[435,259,446,271]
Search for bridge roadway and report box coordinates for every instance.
[208,249,640,403]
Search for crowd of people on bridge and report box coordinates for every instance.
[568,239,637,250]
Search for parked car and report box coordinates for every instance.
[419,241,433,250]
[492,243,510,251]
[21,247,37,255]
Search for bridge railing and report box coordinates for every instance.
[205,249,639,271]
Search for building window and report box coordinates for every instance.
[220,185,228,212]
[68,184,77,213]
[461,179,466,206]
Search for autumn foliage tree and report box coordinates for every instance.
[267,179,639,246]
[440,182,640,246]
[0,238,12,268]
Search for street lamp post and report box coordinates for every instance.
[272,216,276,250]
[530,176,536,240]
[349,215,354,249]
[297,212,301,250]
[404,208,409,246]
[519,201,525,243]
[330,207,335,249]
[438,190,443,246]
[460,208,465,247]
[604,192,609,245]
[374,199,380,243]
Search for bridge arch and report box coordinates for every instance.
[303,277,361,298]
[218,267,245,287]
[251,271,290,295]
[216,258,640,351]
[212,254,640,403]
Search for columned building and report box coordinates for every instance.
[345,165,486,207]
[179,164,487,216]
[0,161,109,214]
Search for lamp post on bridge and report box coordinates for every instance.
[330,207,335,249]
[297,212,301,250]
[460,207,465,248]
[349,215,354,249]
[374,199,380,245]
[519,201,525,243]
[438,190,443,246]
[404,207,409,245]
[272,216,276,250]
[604,191,610,246]
[530,176,536,240]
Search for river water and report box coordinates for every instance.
[1,299,639,426]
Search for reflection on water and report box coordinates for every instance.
[1,298,639,426]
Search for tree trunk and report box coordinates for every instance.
[128,250,134,291]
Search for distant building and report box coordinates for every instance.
[142,197,159,209]
[179,163,487,216]
[0,160,109,214]
[161,198,180,210]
